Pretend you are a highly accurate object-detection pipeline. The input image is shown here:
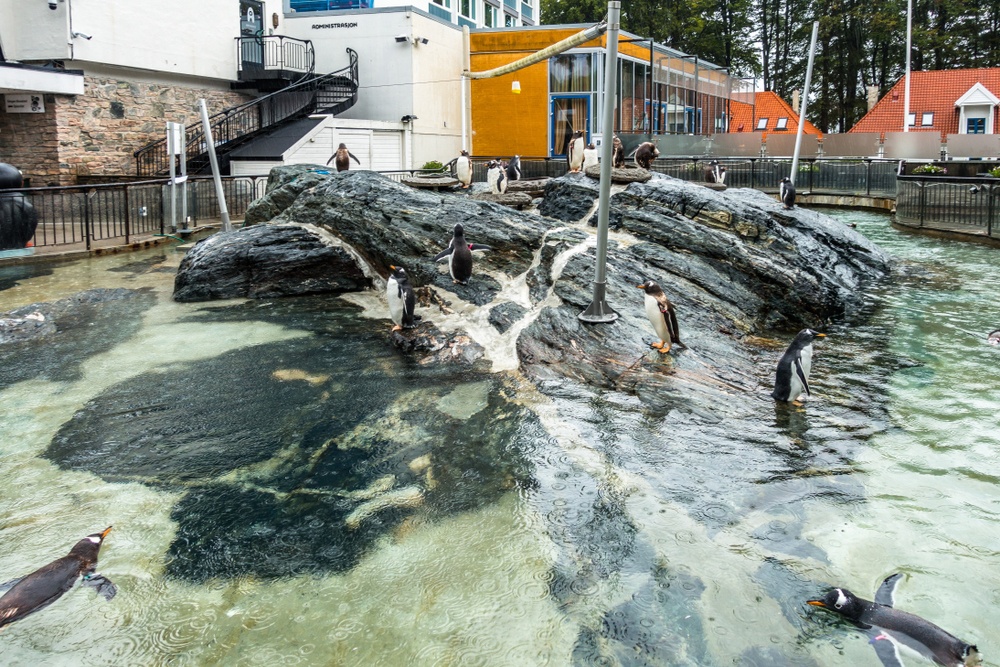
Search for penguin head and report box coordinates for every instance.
[338,143,348,150]
[988,329,1000,345]
[388,265,409,283]
[792,328,826,347]
[460,149,469,157]
[780,176,791,184]
[636,279,663,295]
[807,587,865,622]
[586,143,596,150]
[68,526,112,562]
[452,223,465,237]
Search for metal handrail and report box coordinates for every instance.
[236,35,315,74]
[134,48,358,177]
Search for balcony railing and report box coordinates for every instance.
[236,35,315,77]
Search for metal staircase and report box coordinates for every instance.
[134,48,358,177]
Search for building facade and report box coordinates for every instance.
[285,0,536,29]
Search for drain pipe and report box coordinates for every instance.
[579,1,620,324]
[789,21,818,186]
[462,26,470,152]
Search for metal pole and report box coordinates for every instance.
[180,122,189,232]
[904,0,912,132]
[790,21,819,186]
[579,0,621,324]
[199,99,233,232]
[168,122,177,234]
[462,25,470,152]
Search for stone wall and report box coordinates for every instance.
[0,76,252,186]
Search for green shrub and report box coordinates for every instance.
[912,164,947,175]
[421,160,445,171]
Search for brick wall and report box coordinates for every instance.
[0,76,252,185]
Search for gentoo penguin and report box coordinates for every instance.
[327,143,361,172]
[567,131,585,172]
[432,223,492,285]
[455,149,473,189]
[779,176,796,209]
[612,134,625,168]
[486,160,507,194]
[582,143,599,171]
[808,574,981,667]
[0,527,116,629]
[505,155,521,182]
[771,328,825,402]
[705,160,726,184]
[633,141,659,170]
[386,265,418,330]
[987,329,1000,345]
[636,280,684,354]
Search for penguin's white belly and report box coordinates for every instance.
[644,295,671,344]
[456,160,472,183]
[788,344,813,399]
[386,278,404,325]
[583,151,598,170]
[569,140,584,168]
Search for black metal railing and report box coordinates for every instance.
[9,175,268,251]
[896,175,998,237]
[134,48,358,177]
[236,35,315,76]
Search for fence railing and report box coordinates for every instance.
[896,175,998,237]
[4,175,268,251]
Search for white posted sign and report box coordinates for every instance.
[5,94,45,114]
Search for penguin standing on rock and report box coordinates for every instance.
[455,150,472,189]
[327,143,361,172]
[808,573,981,667]
[634,141,660,169]
[0,527,116,629]
[612,134,625,168]
[386,265,419,331]
[772,328,825,402]
[486,160,507,194]
[636,280,685,354]
[567,131,585,172]
[505,155,521,182]
[779,177,796,209]
[433,223,491,285]
[582,143,599,171]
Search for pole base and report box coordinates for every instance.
[579,280,618,323]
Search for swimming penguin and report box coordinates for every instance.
[636,279,684,354]
[0,527,116,629]
[486,160,507,194]
[772,328,825,402]
[432,223,492,285]
[612,134,625,168]
[567,131,585,172]
[506,155,521,182]
[582,143,599,171]
[633,141,660,170]
[455,150,472,189]
[386,265,419,331]
[988,329,1000,345]
[327,143,361,172]
[808,574,981,667]
[779,177,796,209]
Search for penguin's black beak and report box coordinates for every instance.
[806,600,828,608]
[100,526,113,540]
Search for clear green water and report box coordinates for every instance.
[0,212,997,666]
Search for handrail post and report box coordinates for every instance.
[83,190,92,250]
[919,180,926,228]
[988,184,995,237]
[750,157,755,188]
[124,185,131,244]
[808,158,815,192]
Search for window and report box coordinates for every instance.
[755,117,768,130]
[968,117,986,134]
[921,112,934,126]
[775,117,788,130]
[504,12,515,26]
[431,0,450,7]
[907,113,916,126]
[549,54,593,93]
[459,0,474,19]
[484,3,496,26]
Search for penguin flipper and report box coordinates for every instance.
[874,573,903,607]
[0,577,23,593]
[793,358,811,396]
[663,304,682,349]
[469,244,491,252]
[433,244,454,262]
[349,151,361,165]
[81,573,117,601]
[868,632,906,667]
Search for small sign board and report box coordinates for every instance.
[5,94,45,114]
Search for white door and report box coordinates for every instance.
[335,129,373,169]
[371,131,403,171]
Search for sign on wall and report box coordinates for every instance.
[4,94,45,114]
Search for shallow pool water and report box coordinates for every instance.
[0,210,997,666]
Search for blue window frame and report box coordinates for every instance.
[550,94,590,157]
[968,117,986,134]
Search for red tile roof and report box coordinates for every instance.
[728,91,822,137]
[849,67,1000,135]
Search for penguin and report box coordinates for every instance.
[505,155,521,182]
[636,280,684,354]
[705,160,726,184]
[808,574,981,667]
[612,134,625,168]
[987,329,1000,345]
[582,143,599,171]
[455,149,473,189]
[771,328,825,402]
[567,131,585,172]
[0,527,116,629]
[779,176,796,209]
[432,223,492,285]
[327,143,361,172]
[386,265,419,331]
[486,160,507,194]
[633,141,659,170]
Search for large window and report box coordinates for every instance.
[549,54,593,93]
[459,0,475,19]
[484,3,497,26]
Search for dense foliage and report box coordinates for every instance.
[540,0,1000,132]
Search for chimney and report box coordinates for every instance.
[867,85,880,110]
[792,89,800,111]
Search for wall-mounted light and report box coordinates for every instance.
[272,13,279,28]
[414,37,429,45]
[71,31,93,40]
[511,80,521,94]
[394,35,409,43]
[401,115,418,123]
